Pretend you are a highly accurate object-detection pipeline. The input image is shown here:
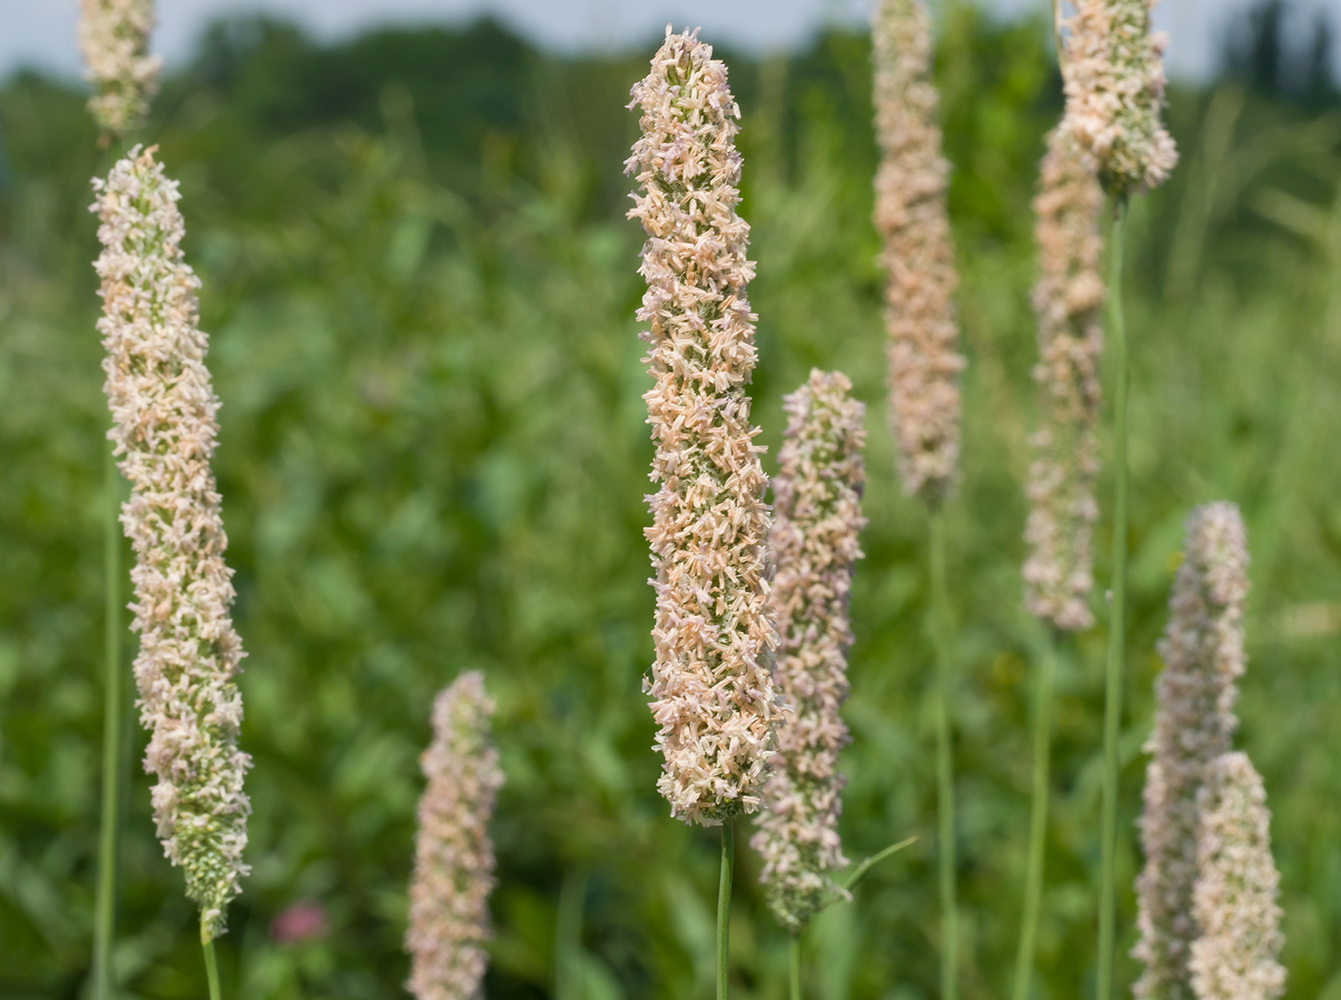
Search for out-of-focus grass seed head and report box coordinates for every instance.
[752,370,867,932]
[78,0,162,140]
[871,0,965,506]
[1023,127,1105,632]
[1134,503,1250,1000]
[406,672,504,1000]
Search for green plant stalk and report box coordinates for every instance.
[929,508,958,1000]
[1012,630,1060,1000]
[840,835,919,893]
[92,441,122,1000]
[717,822,734,1000]
[203,933,221,1000]
[789,935,802,1000]
[1097,200,1130,1000]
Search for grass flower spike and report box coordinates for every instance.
[752,370,867,933]
[626,27,781,827]
[406,672,504,1000]
[1023,128,1105,631]
[872,0,965,504]
[1060,0,1178,197]
[1134,503,1250,1000]
[92,145,250,942]
[1190,752,1286,1000]
[78,0,162,140]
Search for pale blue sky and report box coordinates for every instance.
[0,0,1332,81]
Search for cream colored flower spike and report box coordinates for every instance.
[78,0,162,139]
[406,672,504,1000]
[1191,752,1286,1000]
[1061,0,1178,197]
[1134,503,1250,1000]
[872,0,965,505]
[1023,128,1105,631]
[752,370,867,932]
[91,146,250,941]
[625,27,782,826]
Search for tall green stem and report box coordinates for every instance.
[203,935,221,1000]
[717,822,734,1000]
[929,508,957,1000]
[1012,631,1060,1000]
[789,935,802,1000]
[92,441,122,1000]
[1097,200,1130,1000]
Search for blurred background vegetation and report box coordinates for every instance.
[2,4,1341,999]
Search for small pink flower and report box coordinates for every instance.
[271,902,328,945]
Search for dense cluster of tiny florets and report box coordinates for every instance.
[406,672,504,1000]
[78,0,162,139]
[752,370,867,932]
[625,28,782,826]
[1190,752,1286,1000]
[1023,127,1105,631]
[1134,503,1250,1000]
[872,0,965,504]
[1060,0,1178,197]
[92,146,250,941]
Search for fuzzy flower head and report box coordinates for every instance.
[751,370,867,932]
[625,27,782,826]
[1134,503,1250,1000]
[406,672,505,1000]
[78,0,162,139]
[1023,127,1105,631]
[1190,752,1286,1000]
[1060,0,1178,197]
[871,0,965,505]
[91,145,250,941]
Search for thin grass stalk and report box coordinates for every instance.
[1097,200,1130,1000]
[1012,631,1060,1000]
[203,934,221,1000]
[92,441,122,1000]
[718,823,735,1000]
[789,936,802,1000]
[929,508,957,1000]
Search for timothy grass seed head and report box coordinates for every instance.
[625,27,782,826]
[1190,752,1286,1000]
[1134,502,1250,1000]
[407,672,504,1000]
[78,0,162,140]
[1023,127,1105,631]
[1061,0,1178,197]
[872,0,965,505]
[91,145,250,941]
[751,370,867,932]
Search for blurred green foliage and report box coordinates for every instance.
[3,9,1341,1000]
